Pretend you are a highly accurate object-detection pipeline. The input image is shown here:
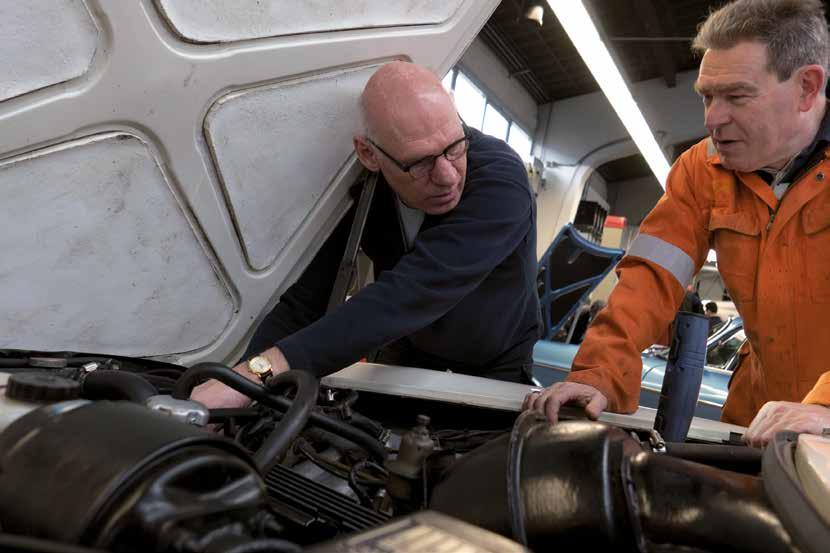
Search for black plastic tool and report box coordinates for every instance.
[654,311,709,442]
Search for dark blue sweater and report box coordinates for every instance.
[270,129,540,380]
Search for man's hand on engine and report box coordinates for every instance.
[523,381,609,424]
[744,401,830,448]
[190,346,290,409]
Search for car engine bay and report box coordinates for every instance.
[0,350,826,553]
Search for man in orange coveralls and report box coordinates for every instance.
[526,0,830,448]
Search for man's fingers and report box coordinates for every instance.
[531,390,551,418]
[584,392,608,420]
[522,383,608,426]
[543,392,563,425]
[545,384,595,423]
[190,378,252,410]
[746,429,768,449]
[751,418,787,448]
[757,424,782,447]
[744,406,767,447]
[523,391,540,411]
[533,386,560,413]
[744,402,781,448]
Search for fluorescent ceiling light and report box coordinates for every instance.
[548,1,670,188]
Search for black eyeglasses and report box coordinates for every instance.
[367,126,470,179]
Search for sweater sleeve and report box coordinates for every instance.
[566,155,711,413]
[277,155,533,377]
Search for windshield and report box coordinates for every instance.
[707,329,745,369]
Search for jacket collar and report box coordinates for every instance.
[704,108,830,212]
[705,139,777,209]
[766,145,830,243]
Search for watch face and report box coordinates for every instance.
[249,356,272,375]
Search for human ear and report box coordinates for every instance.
[353,135,380,172]
[797,64,826,112]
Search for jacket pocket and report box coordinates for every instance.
[801,199,830,301]
[709,209,760,303]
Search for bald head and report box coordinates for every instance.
[359,61,457,144]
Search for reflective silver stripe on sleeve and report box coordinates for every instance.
[626,234,695,287]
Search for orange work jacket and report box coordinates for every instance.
[567,138,830,426]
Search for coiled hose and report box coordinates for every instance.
[173,362,318,474]
[173,364,386,469]
[81,370,158,403]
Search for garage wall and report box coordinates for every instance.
[607,175,665,250]
[533,69,705,255]
[582,171,610,211]
[609,175,664,227]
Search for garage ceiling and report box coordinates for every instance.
[596,152,651,183]
[480,0,830,104]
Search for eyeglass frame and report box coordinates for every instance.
[366,123,470,179]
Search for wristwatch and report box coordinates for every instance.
[247,355,272,382]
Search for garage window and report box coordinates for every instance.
[443,68,533,163]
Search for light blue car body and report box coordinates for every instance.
[532,317,744,421]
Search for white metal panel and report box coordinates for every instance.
[322,363,747,443]
[796,434,830,525]
[0,0,98,102]
[0,133,234,356]
[155,0,465,43]
[206,66,377,270]
[0,0,499,364]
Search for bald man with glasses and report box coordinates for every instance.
[193,62,540,409]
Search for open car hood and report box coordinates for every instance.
[537,223,624,340]
[0,1,498,366]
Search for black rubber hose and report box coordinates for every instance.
[219,539,302,553]
[144,368,187,380]
[348,460,388,507]
[173,362,317,473]
[173,361,264,400]
[305,406,386,463]
[0,532,109,553]
[139,374,178,394]
[173,363,386,463]
[81,370,157,403]
[663,442,762,474]
[173,362,250,399]
[208,407,264,423]
[349,411,385,439]
[254,370,318,473]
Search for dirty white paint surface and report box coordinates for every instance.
[206,66,377,270]
[155,0,464,43]
[0,0,98,102]
[0,134,233,356]
[0,1,497,363]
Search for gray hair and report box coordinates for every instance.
[692,0,830,81]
